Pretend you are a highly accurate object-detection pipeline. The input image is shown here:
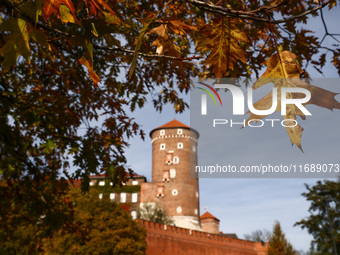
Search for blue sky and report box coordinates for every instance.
[122,5,340,252]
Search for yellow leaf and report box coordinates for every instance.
[0,18,30,70]
[59,4,75,23]
[196,17,248,78]
[247,51,340,151]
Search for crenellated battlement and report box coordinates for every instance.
[137,219,267,255]
[151,134,198,144]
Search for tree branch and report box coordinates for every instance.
[182,0,333,24]
[94,45,202,60]
[2,0,202,62]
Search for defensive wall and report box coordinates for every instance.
[137,220,268,255]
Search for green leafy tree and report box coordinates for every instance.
[0,179,73,254]
[267,221,297,255]
[138,204,174,225]
[295,179,340,255]
[0,184,146,254]
[43,188,147,255]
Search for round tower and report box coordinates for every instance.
[149,119,200,230]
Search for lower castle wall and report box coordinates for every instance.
[137,220,267,255]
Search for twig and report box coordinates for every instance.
[182,0,333,24]
[94,45,203,60]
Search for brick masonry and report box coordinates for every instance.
[141,123,200,228]
[137,220,268,255]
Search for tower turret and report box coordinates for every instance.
[141,119,200,230]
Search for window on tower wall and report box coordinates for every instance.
[166,153,173,164]
[177,129,183,135]
[163,170,170,182]
[170,169,176,178]
[156,185,164,198]
[173,156,179,164]
[131,211,137,220]
[131,193,138,203]
[160,130,165,136]
[120,193,126,203]
[110,193,115,201]
[177,142,183,149]
[160,143,166,150]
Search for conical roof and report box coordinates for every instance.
[200,211,220,222]
[154,119,190,129]
[150,119,198,137]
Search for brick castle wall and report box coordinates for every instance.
[137,220,268,255]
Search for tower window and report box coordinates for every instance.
[163,170,170,182]
[160,130,165,136]
[177,142,183,149]
[99,181,105,186]
[99,193,103,200]
[166,153,173,164]
[172,189,178,196]
[120,193,126,203]
[177,206,182,213]
[110,193,115,201]
[170,169,176,178]
[131,193,138,203]
[192,145,196,152]
[177,129,183,135]
[131,211,137,220]
[132,180,138,185]
[160,143,166,150]
[173,156,179,164]
[89,181,94,186]
[156,185,164,198]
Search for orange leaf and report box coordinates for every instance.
[87,0,116,17]
[78,56,100,86]
[43,0,75,21]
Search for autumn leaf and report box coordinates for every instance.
[128,13,157,79]
[78,56,100,85]
[59,4,75,23]
[147,24,182,56]
[43,0,75,21]
[86,0,116,17]
[0,18,30,70]
[247,51,340,151]
[166,19,197,35]
[196,17,248,78]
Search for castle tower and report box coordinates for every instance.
[200,211,220,234]
[141,119,200,230]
